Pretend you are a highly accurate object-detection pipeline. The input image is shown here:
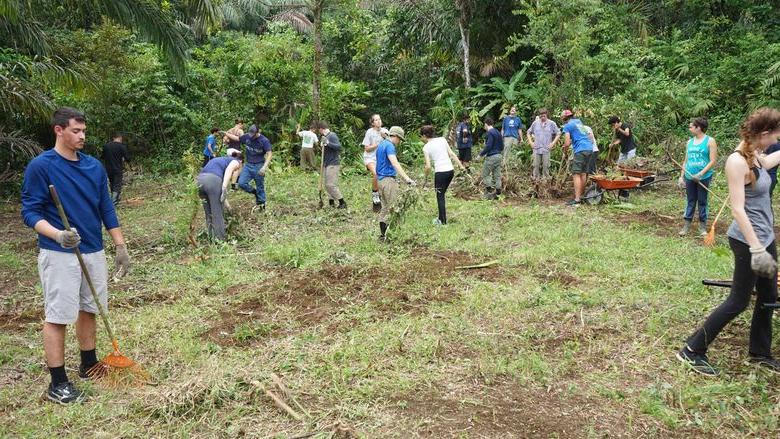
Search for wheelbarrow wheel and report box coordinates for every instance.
[583,184,603,205]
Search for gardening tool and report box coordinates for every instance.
[663,148,725,203]
[703,197,729,247]
[317,135,326,209]
[703,277,780,309]
[49,185,148,386]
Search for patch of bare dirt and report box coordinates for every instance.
[388,378,661,438]
[0,310,42,331]
[204,249,519,346]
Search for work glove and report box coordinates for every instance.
[677,177,685,190]
[750,247,777,278]
[55,227,81,249]
[691,172,702,183]
[220,188,227,203]
[115,244,130,277]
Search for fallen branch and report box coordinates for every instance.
[250,380,303,421]
[270,373,310,419]
[456,260,499,270]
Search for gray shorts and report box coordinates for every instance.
[38,249,108,324]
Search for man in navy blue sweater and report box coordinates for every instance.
[476,117,503,200]
[21,107,130,404]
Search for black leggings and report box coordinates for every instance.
[435,170,454,224]
[687,238,778,357]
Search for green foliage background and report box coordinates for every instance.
[2,0,780,179]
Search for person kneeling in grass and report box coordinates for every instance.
[678,108,780,377]
[375,126,416,241]
[421,125,464,225]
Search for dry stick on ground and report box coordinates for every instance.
[456,260,499,269]
[250,380,303,421]
[270,373,311,419]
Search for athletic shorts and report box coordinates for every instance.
[38,249,108,324]
[571,151,592,174]
[587,151,599,174]
[458,148,472,162]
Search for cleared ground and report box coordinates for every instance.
[2,166,779,438]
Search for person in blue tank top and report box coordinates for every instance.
[202,127,220,167]
[678,108,780,377]
[677,117,718,236]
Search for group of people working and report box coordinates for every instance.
[19,104,780,406]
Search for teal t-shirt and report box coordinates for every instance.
[684,135,713,180]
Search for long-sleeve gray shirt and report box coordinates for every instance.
[321,131,341,166]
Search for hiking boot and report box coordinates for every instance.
[483,188,496,200]
[678,220,692,236]
[46,382,86,405]
[698,222,708,236]
[748,355,780,374]
[565,199,581,206]
[251,203,265,213]
[676,346,719,376]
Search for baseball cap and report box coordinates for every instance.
[247,124,258,134]
[561,109,574,118]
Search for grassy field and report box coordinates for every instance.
[2,165,780,438]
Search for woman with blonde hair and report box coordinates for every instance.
[678,108,780,376]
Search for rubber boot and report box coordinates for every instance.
[698,222,708,236]
[338,199,347,209]
[379,222,388,241]
[678,220,692,236]
[329,199,335,207]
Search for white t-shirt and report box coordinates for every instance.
[423,137,454,173]
[298,130,318,149]
[362,128,384,162]
[585,126,598,152]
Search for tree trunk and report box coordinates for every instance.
[458,12,471,89]
[312,0,323,124]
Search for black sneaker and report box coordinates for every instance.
[676,346,719,376]
[46,382,86,404]
[748,355,780,374]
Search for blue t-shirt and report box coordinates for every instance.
[562,119,594,154]
[480,127,503,157]
[21,149,120,254]
[200,156,238,178]
[502,116,524,139]
[203,134,217,157]
[240,133,272,164]
[375,139,397,180]
[456,122,473,149]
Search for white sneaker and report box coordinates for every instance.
[372,192,381,204]
[432,218,443,225]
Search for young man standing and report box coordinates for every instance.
[526,108,561,179]
[318,122,346,208]
[609,116,637,163]
[561,109,594,206]
[455,112,473,169]
[226,124,273,211]
[22,107,130,404]
[501,105,525,163]
[296,123,318,171]
[375,126,416,241]
[101,133,130,205]
[362,114,385,211]
[476,117,503,200]
[202,127,220,167]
